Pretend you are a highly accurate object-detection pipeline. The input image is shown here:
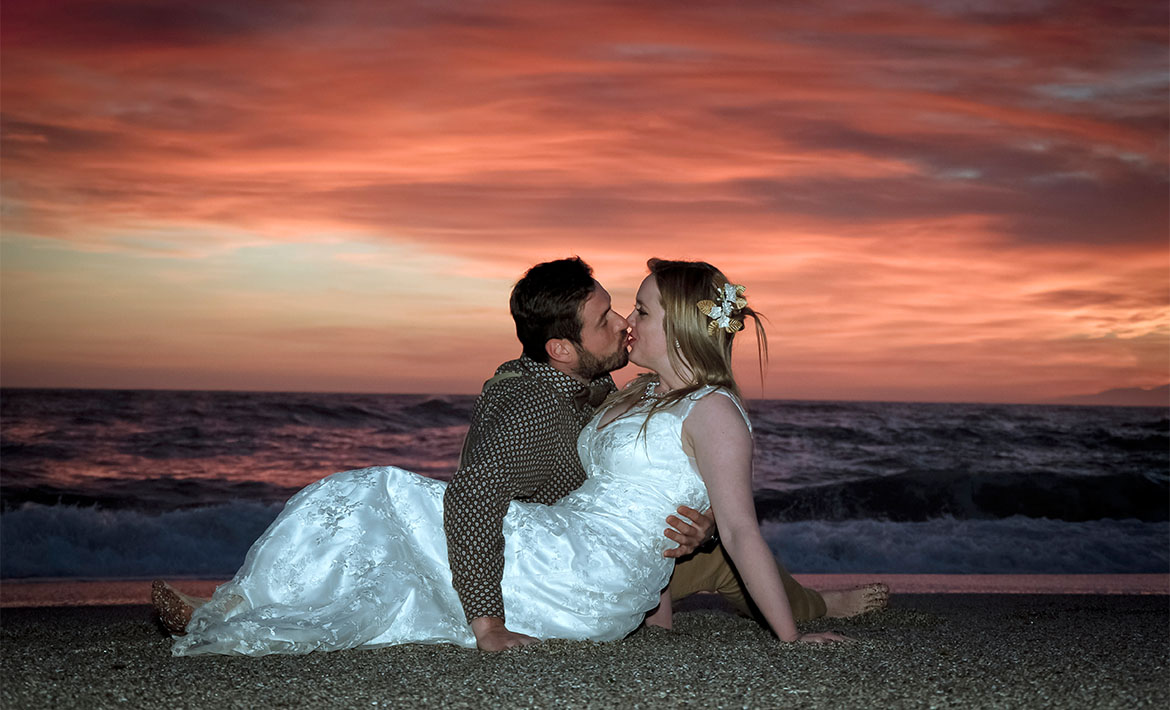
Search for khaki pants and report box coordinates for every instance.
[669,544,826,621]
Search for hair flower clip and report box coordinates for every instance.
[697,283,747,335]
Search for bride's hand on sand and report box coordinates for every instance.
[796,631,855,644]
[470,617,538,652]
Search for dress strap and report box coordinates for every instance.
[682,386,752,433]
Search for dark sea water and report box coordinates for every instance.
[1,388,1166,579]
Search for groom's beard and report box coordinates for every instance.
[573,344,629,381]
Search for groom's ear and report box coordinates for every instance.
[545,338,577,368]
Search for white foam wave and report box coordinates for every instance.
[1,502,280,578]
[763,516,1170,574]
[3,504,1166,579]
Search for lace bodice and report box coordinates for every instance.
[566,385,748,553]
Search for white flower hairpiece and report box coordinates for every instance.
[696,282,747,335]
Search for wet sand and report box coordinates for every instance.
[2,594,1167,709]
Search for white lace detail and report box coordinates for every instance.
[172,387,738,656]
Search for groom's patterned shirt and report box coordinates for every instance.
[443,355,615,623]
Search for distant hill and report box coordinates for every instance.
[1045,384,1169,407]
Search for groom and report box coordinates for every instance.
[444,257,886,651]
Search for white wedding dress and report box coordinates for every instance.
[172,386,746,656]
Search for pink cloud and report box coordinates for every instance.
[2,0,1165,399]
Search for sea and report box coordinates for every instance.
[1,388,1166,581]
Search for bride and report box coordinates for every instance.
[162,258,848,656]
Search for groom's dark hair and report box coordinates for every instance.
[510,257,596,363]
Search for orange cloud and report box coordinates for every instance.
[2,0,1166,401]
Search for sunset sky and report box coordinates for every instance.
[2,0,1167,402]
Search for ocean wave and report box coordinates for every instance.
[754,469,1169,522]
[117,425,261,460]
[1,502,282,578]
[2,503,1166,579]
[0,477,304,513]
[763,516,1169,574]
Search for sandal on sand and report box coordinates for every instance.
[152,580,198,635]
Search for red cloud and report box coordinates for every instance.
[2,0,1166,399]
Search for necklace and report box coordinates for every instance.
[640,381,662,402]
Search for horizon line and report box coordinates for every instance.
[2,384,1166,409]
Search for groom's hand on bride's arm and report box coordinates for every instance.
[470,616,538,652]
[662,506,716,558]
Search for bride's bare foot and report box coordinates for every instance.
[821,582,890,618]
[152,580,205,635]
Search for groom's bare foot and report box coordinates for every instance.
[821,582,890,618]
[152,580,204,635]
[470,616,538,652]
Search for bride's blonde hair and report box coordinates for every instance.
[606,258,767,423]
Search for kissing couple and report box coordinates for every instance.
[153,257,888,655]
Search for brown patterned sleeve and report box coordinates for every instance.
[442,382,559,623]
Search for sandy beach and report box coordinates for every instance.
[2,592,1166,709]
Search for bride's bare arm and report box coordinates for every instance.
[683,394,847,644]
